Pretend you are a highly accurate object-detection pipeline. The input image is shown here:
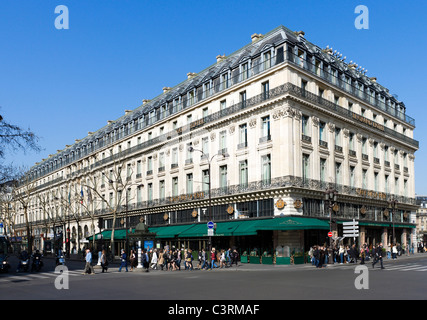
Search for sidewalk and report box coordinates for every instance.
[40,251,427,272]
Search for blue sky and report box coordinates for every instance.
[1,0,426,194]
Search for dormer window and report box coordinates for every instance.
[241,62,249,81]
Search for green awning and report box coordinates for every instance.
[255,216,330,231]
[87,229,128,241]
[359,222,416,229]
[148,224,195,239]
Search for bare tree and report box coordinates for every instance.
[83,156,135,260]
[12,172,37,253]
[0,111,41,160]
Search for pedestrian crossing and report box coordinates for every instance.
[302,262,427,272]
[0,269,87,283]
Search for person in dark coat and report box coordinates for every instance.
[372,243,385,269]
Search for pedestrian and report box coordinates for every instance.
[119,249,128,272]
[200,248,208,270]
[339,245,345,264]
[392,244,398,260]
[158,249,164,270]
[210,248,218,269]
[220,249,226,268]
[141,249,149,272]
[185,249,193,270]
[359,246,365,264]
[129,249,136,271]
[83,248,95,275]
[372,243,385,269]
[101,249,108,273]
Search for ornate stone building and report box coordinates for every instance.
[13,25,418,258]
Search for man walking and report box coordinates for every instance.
[372,243,385,269]
[83,248,95,275]
[119,249,128,272]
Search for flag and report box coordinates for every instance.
[80,188,84,204]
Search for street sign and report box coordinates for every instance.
[207,229,214,236]
[342,219,359,237]
[207,221,214,229]
[328,231,333,237]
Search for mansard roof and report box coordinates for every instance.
[29,25,408,175]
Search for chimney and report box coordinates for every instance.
[107,120,114,125]
[369,77,377,83]
[295,30,305,37]
[187,72,197,79]
[142,99,151,105]
[163,87,171,93]
[125,110,132,115]
[216,54,226,63]
[251,33,263,42]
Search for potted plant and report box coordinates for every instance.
[249,250,260,264]
[261,251,273,264]
[240,251,248,263]
[293,252,305,264]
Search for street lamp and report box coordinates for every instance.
[188,146,228,265]
[325,188,338,249]
[388,198,398,245]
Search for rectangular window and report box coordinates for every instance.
[241,63,249,81]
[263,51,271,70]
[159,180,165,201]
[137,186,142,204]
[186,173,193,194]
[335,127,341,147]
[147,183,153,202]
[239,160,248,187]
[302,115,310,136]
[239,123,248,148]
[302,154,310,181]
[350,166,355,188]
[219,165,228,190]
[261,154,271,184]
[219,130,227,153]
[320,158,326,183]
[202,169,209,193]
[240,90,247,107]
[262,81,269,100]
[361,169,368,189]
[319,121,326,142]
[335,162,341,185]
[202,137,209,158]
[172,177,179,197]
[172,148,178,167]
[261,115,271,140]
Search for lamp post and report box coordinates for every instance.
[388,198,398,245]
[325,188,338,246]
[188,146,227,266]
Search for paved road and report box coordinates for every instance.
[1,253,426,301]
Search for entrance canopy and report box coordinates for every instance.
[87,229,128,241]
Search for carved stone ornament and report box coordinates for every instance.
[294,199,302,209]
[327,122,335,133]
[275,198,286,209]
[226,205,234,215]
[249,118,257,128]
[229,125,235,134]
[210,132,216,141]
[311,116,319,127]
[342,128,349,138]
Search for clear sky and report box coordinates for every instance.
[1,0,426,194]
